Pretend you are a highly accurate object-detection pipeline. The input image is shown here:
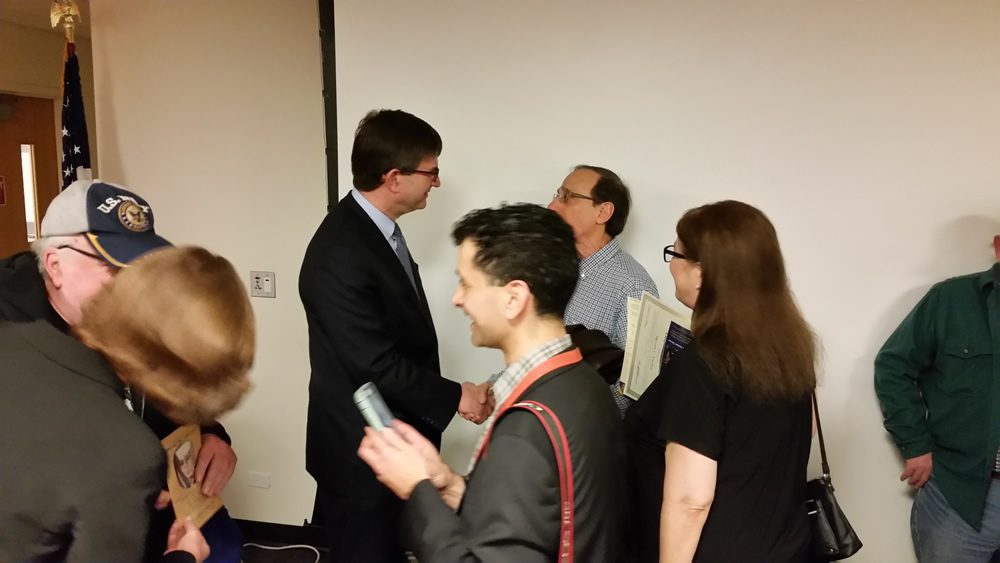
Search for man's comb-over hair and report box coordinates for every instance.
[574,164,632,237]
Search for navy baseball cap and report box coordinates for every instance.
[40,180,172,267]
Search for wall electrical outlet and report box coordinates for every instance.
[247,470,271,489]
[250,271,276,298]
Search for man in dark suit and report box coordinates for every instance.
[357,204,627,562]
[300,109,491,562]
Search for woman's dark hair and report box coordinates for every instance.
[677,200,816,402]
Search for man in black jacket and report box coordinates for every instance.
[359,203,627,562]
[0,179,242,562]
[1,245,253,563]
[300,109,491,562]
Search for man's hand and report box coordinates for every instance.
[357,423,433,499]
[155,490,172,510]
[165,518,210,563]
[196,434,237,497]
[900,452,933,488]
[390,420,466,509]
[482,382,496,419]
[458,381,494,424]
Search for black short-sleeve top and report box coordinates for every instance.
[624,343,813,563]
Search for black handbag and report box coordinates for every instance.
[806,392,863,560]
[566,324,625,386]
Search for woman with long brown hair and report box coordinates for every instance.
[624,200,816,562]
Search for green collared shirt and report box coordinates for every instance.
[875,263,1000,529]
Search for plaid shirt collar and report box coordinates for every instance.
[579,237,621,276]
[467,334,572,474]
[490,334,573,412]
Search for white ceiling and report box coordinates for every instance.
[0,0,91,38]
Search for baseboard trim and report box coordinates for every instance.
[234,518,326,548]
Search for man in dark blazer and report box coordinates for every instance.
[300,109,491,562]
[0,245,254,563]
[0,321,209,563]
[0,180,243,562]
[358,204,628,562]
[0,320,166,562]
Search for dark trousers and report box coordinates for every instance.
[315,484,408,563]
[145,506,243,563]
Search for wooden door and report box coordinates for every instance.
[0,94,60,257]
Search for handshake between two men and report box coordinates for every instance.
[458,381,495,424]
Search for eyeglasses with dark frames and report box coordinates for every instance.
[663,245,688,263]
[553,186,597,204]
[400,167,440,181]
[57,244,104,261]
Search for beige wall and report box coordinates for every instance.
[0,20,99,180]
[337,2,1000,562]
[91,1,1000,560]
[89,0,326,524]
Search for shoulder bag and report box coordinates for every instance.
[807,392,863,560]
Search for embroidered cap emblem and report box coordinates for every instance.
[118,201,151,232]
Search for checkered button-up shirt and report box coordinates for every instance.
[467,335,572,474]
[564,238,658,414]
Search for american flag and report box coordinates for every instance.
[61,42,91,189]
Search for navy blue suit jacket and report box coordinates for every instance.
[300,193,461,494]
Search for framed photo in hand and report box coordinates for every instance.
[161,424,223,527]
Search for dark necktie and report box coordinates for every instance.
[392,224,418,294]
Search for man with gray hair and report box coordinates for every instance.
[0,179,243,563]
[0,179,170,327]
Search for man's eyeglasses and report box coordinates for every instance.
[400,168,440,182]
[552,187,596,204]
[57,244,104,261]
[663,245,688,263]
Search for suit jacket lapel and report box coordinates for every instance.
[342,195,435,329]
[410,262,434,326]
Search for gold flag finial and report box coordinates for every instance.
[50,0,81,43]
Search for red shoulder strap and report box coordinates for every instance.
[506,400,575,563]
[496,349,582,416]
[475,348,581,462]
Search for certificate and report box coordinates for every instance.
[620,292,692,400]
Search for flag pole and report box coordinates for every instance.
[50,0,81,44]
[53,0,91,189]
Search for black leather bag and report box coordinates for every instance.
[807,393,863,560]
[566,324,624,386]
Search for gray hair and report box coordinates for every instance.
[30,235,80,276]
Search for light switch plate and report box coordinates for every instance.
[250,271,276,298]
[247,470,271,489]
